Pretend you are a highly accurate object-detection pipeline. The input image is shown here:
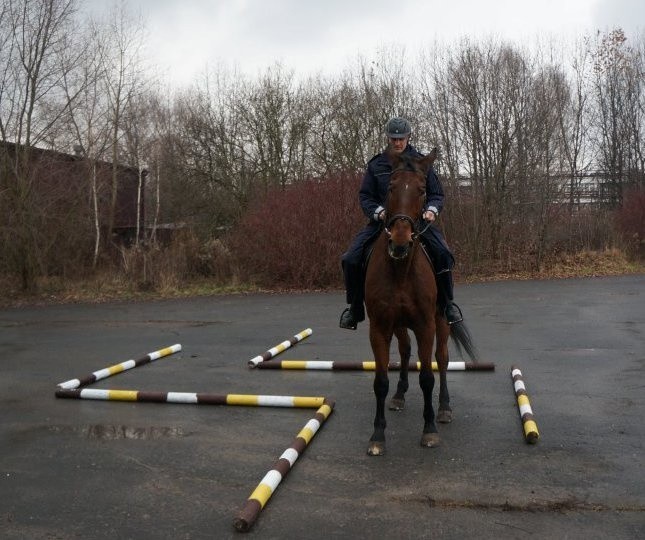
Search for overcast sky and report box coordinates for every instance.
[85,0,644,88]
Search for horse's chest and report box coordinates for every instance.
[388,289,423,319]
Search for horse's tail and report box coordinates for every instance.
[449,320,480,363]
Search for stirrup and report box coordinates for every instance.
[445,303,463,325]
[339,307,358,330]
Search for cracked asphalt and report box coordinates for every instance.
[1,275,644,539]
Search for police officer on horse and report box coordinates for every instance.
[339,116,464,330]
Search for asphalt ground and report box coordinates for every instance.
[1,275,644,539]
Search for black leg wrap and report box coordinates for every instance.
[395,376,409,397]
[419,369,437,432]
[374,373,389,400]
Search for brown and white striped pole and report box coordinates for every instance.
[56,344,182,390]
[247,328,313,368]
[511,366,539,444]
[256,360,495,371]
[233,399,335,532]
[55,388,325,408]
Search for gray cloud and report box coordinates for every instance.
[592,0,645,36]
[81,0,644,86]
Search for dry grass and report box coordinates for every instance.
[1,248,643,308]
[0,273,256,308]
[460,248,644,283]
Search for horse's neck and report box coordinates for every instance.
[394,247,418,281]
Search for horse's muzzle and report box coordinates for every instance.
[386,215,415,259]
[388,239,413,260]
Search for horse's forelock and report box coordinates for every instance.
[392,156,425,180]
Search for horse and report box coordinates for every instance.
[363,148,478,456]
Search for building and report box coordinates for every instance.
[0,141,146,245]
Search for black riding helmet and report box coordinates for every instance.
[385,117,411,139]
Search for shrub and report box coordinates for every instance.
[228,172,365,288]
[118,229,228,291]
[614,187,645,260]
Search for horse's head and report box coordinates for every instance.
[385,148,437,260]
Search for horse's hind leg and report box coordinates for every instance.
[436,317,453,423]
[389,327,410,411]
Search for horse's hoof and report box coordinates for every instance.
[367,441,386,456]
[437,409,453,423]
[420,432,441,447]
[389,397,405,411]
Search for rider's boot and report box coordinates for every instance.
[436,270,463,325]
[340,261,366,330]
[339,304,365,330]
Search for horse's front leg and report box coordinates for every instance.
[389,327,410,411]
[417,329,440,447]
[368,325,391,456]
[436,316,452,423]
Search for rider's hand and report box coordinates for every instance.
[378,210,386,221]
[423,210,436,222]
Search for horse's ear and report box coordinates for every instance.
[418,147,438,173]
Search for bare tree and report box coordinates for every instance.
[418,43,463,180]
[60,19,112,266]
[590,28,639,204]
[235,64,311,191]
[0,0,79,289]
[143,89,176,245]
[121,96,149,247]
[622,32,645,187]
[306,49,416,177]
[95,0,146,243]
[170,67,252,234]
[443,40,533,263]
[523,61,571,268]
[557,38,594,211]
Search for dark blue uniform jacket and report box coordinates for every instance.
[342,144,454,274]
[359,144,444,222]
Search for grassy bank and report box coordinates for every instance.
[1,248,643,309]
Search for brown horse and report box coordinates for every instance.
[364,149,478,456]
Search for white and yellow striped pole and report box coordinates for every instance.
[56,344,182,390]
[248,328,313,368]
[511,366,539,444]
[233,399,335,532]
[55,388,325,408]
[257,360,495,371]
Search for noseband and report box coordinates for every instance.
[385,214,432,240]
[385,213,416,233]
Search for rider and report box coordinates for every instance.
[339,116,463,330]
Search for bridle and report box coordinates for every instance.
[383,163,430,260]
[384,214,431,240]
